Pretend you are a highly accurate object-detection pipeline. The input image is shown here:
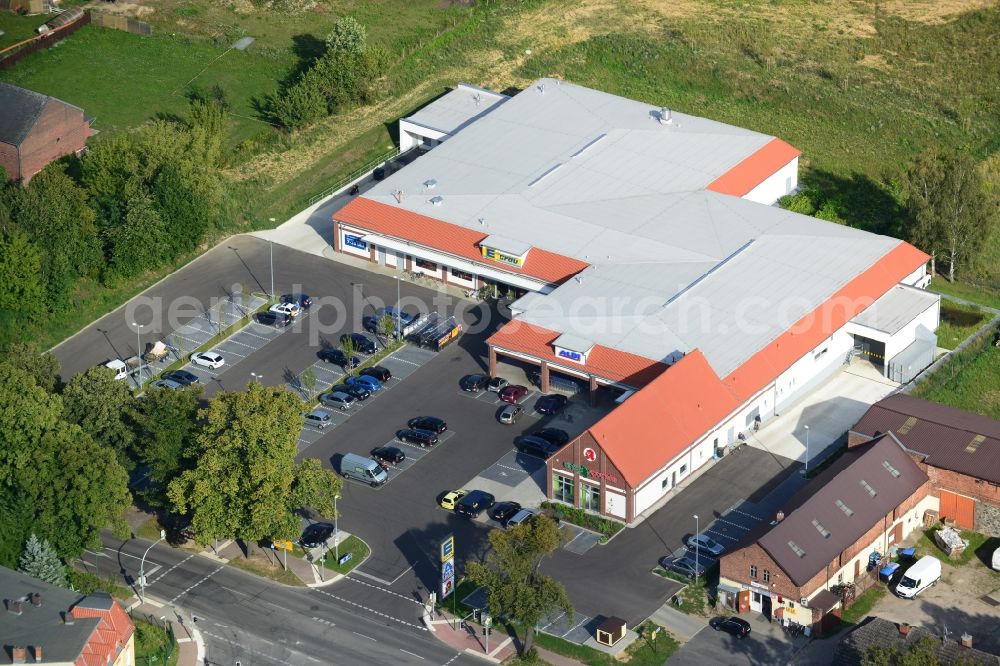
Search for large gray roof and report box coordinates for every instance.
[850,284,940,335]
[0,82,49,147]
[403,82,508,136]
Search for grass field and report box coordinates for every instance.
[915,344,1000,419]
[0,11,49,50]
[936,301,988,349]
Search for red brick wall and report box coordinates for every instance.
[923,466,1000,506]
[547,431,632,520]
[0,141,19,182]
[18,100,88,184]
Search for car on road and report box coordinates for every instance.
[150,378,183,390]
[460,374,489,392]
[360,366,392,382]
[340,333,377,354]
[190,352,224,369]
[300,522,334,548]
[281,293,313,310]
[371,446,405,464]
[487,501,522,525]
[535,394,568,415]
[506,508,538,529]
[709,616,751,639]
[659,555,706,579]
[514,435,558,459]
[257,311,291,328]
[318,348,361,368]
[162,370,200,386]
[269,302,300,318]
[347,374,382,392]
[407,416,447,433]
[319,391,355,411]
[534,428,570,447]
[687,534,725,557]
[302,408,333,429]
[396,428,439,447]
[333,383,370,401]
[440,489,468,510]
[498,404,524,425]
[500,384,529,404]
[455,490,495,518]
[488,377,509,392]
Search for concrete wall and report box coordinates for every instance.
[743,158,798,205]
[885,300,940,362]
[338,224,371,258]
[399,120,447,152]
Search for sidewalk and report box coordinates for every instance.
[424,610,519,663]
[126,599,202,666]
[204,532,357,587]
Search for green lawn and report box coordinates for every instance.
[0,11,48,50]
[915,344,1000,419]
[840,586,886,626]
[323,535,369,575]
[133,618,178,666]
[930,279,1000,311]
[936,301,988,350]
[532,621,678,666]
[916,527,993,566]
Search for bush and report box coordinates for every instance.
[540,501,624,540]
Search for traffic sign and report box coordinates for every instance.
[440,535,454,562]
[441,557,455,582]
[441,574,455,599]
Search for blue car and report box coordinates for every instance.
[347,375,382,392]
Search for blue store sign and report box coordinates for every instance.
[344,234,367,250]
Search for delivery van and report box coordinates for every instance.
[895,555,941,598]
[340,453,388,487]
[992,545,1000,572]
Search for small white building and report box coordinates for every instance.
[398,82,508,152]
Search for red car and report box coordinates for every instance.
[500,384,528,404]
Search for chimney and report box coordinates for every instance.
[899,623,911,636]
[62,610,75,625]
[31,645,42,663]
[11,646,26,664]
[960,633,973,649]
[30,593,41,607]
[6,599,23,615]
[776,510,785,523]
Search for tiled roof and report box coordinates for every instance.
[487,320,667,387]
[722,241,930,402]
[833,617,1000,666]
[852,393,1000,485]
[72,596,135,666]
[706,137,801,197]
[334,197,589,285]
[587,349,740,487]
[0,82,49,147]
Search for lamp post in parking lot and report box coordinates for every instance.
[801,425,810,476]
[693,514,699,578]
[395,275,401,341]
[334,493,340,562]
[133,322,144,359]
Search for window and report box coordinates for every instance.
[450,268,474,282]
[814,347,828,360]
[679,464,687,475]
[583,483,600,512]
[836,499,854,517]
[859,479,877,497]
[415,259,437,271]
[553,474,574,504]
[788,540,806,558]
[882,460,901,478]
[763,570,771,583]
[812,519,830,538]
[749,565,758,579]
[837,572,844,584]
[662,477,670,490]
[787,601,795,609]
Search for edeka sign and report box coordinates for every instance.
[481,245,525,268]
[563,461,618,485]
[344,234,367,251]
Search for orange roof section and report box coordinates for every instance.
[706,138,801,197]
[72,601,134,666]
[722,241,930,402]
[488,320,668,387]
[334,197,590,285]
[588,350,739,487]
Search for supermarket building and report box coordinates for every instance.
[332,79,938,523]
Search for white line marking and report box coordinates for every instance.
[400,649,425,659]
[311,588,426,630]
[353,631,376,641]
[344,573,423,605]
[168,564,223,603]
[149,553,195,583]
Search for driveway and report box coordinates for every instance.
[667,612,811,665]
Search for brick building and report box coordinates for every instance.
[0,566,135,665]
[833,617,999,665]
[0,82,90,185]
[718,435,935,635]
[850,393,1000,533]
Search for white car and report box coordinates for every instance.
[269,302,300,318]
[150,378,183,390]
[190,352,225,369]
[687,534,725,557]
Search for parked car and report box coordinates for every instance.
[162,370,200,386]
[895,555,941,599]
[300,522,334,548]
[319,391,355,411]
[498,404,524,425]
[506,508,538,529]
[396,428,439,447]
[371,446,405,465]
[709,616,751,639]
[302,408,333,429]
[487,501,522,525]
[461,374,489,392]
[440,489,468,510]
[333,383,370,401]
[150,378,183,390]
[257,311,291,328]
[407,416,447,433]
[687,534,725,557]
[347,374,382,392]
[362,316,380,334]
[534,428,570,447]
[659,555,706,579]
[340,333,377,354]
[487,377,509,392]
[269,302,300,318]
[361,366,392,382]
[455,490,495,518]
[535,394,568,415]
[190,352,224,369]
[281,293,313,309]
[378,306,415,326]
[500,385,529,404]
[514,435,558,459]
[318,348,360,368]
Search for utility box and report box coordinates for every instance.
[596,617,626,647]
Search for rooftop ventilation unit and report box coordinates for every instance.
[473,93,482,107]
[393,190,404,203]
[659,107,673,125]
[430,195,444,206]
[537,83,545,94]
[424,178,437,189]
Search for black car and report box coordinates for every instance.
[362,315,379,334]
[396,428,439,447]
[534,428,570,447]
[455,490,496,518]
[300,522,334,548]
[361,366,392,382]
[407,416,447,433]
[257,311,291,328]
[487,501,522,525]
[514,435,558,459]
[709,616,751,639]
[340,333,377,354]
[162,370,200,386]
[659,555,706,579]
[281,293,313,310]
[535,394,569,415]
[460,374,489,392]
[334,383,370,401]
[318,348,360,368]
[371,446,405,464]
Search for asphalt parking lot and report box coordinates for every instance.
[667,611,809,665]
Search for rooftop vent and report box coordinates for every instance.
[658,107,673,125]
[574,276,583,284]
[430,195,444,206]
[423,178,437,189]
[478,218,487,226]
[29,593,41,607]
[537,83,545,94]
[31,646,41,663]
[473,93,482,107]
[6,599,23,615]
[393,190,403,203]
[62,611,74,625]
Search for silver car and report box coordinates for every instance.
[687,534,725,557]
[498,403,524,425]
[302,408,333,429]
[319,391,355,411]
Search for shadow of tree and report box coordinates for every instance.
[805,169,910,238]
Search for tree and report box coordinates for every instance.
[339,336,356,367]
[0,363,62,487]
[325,16,366,55]
[18,533,67,587]
[167,383,303,546]
[300,367,317,398]
[903,150,998,282]
[0,229,44,312]
[290,458,342,518]
[0,341,60,393]
[62,367,137,470]
[466,515,572,655]
[106,194,168,279]
[270,79,327,129]
[0,487,34,569]
[130,384,203,509]
[377,312,397,342]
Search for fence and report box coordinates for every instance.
[0,10,90,70]
[306,147,400,206]
[90,10,152,36]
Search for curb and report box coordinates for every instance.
[463,648,502,664]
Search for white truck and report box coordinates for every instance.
[895,555,941,598]
[103,357,142,381]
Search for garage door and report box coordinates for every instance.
[939,491,975,529]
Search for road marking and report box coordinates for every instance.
[442,653,462,666]
[561,615,590,637]
[539,611,565,631]
[353,631,376,641]
[311,588,426,631]
[149,553,196,584]
[400,648,425,659]
[351,569,395,586]
[169,564,224,603]
[344,573,423,605]
[200,630,299,666]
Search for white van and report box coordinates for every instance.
[340,453,388,487]
[992,545,1000,572]
[895,556,941,598]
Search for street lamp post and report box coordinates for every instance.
[395,275,401,341]
[334,494,340,562]
[269,241,274,299]
[802,425,810,476]
[693,514,700,579]
[133,322,144,359]
[139,530,166,605]
[250,372,262,384]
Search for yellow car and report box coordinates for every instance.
[440,489,469,511]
